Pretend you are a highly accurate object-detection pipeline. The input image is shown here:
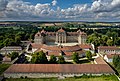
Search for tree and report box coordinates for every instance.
[31,51,48,64]
[0,57,2,61]
[101,35,108,46]
[57,56,65,64]
[15,36,21,45]
[49,55,57,64]
[72,52,79,63]
[86,51,92,60]
[113,55,120,69]
[107,39,113,46]
[106,30,112,38]
[9,52,19,60]
[87,32,101,48]
[115,37,120,45]
[3,38,15,46]
[111,32,118,45]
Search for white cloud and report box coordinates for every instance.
[111,0,120,6]
[0,0,120,21]
[52,0,57,6]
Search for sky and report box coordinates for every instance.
[0,0,120,22]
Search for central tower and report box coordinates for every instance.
[56,28,66,43]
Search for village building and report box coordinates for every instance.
[98,46,120,55]
[4,64,115,78]
[0,46,22,55]
[2,56,11,64]
[104,54,120,62]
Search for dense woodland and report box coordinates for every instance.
[0,24,38,48]
[0,22,120,49]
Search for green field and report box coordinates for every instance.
[4,75,119,81]
[0,64,11,75]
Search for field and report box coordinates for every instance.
[4,75,119,81]
[0,64,11,75]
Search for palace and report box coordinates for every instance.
[34,28,87,44]
[26,28,93,59]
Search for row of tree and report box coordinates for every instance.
[31,51,92,64]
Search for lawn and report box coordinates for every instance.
[78,59,94,64]
[4,75,119,81]
[0,64,11,75]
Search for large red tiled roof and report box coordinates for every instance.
[4,64,115,74]
[98,46,120,50]
[41,45,82,52]
[57,28,65,32]
[94,57,107,64]
[31,43,43,49]
[40,45,83,56]
[80,44,92,49]
[31,44,85,56]
[35,28,87,36]
[47,50,85,56]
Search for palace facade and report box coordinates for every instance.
[34,28,87,44]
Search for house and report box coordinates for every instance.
[104,54,120,62]
[2,56,11,64]
[26,43,42,53]
[0,46,22,55]
[4,64,115,78]
[80,44,94,53]
[98,46,120,55]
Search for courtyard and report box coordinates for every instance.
[46,42,79,46]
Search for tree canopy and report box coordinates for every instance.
[86,51,92,60]
[0,24,38,49]
[31,51,48,64]
[57,56,65,64]
[49,55,57,64]
[113,55,120,69]
[72,52,79,63]
[87,30,120,51]
[9,52,19,60]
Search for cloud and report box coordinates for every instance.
[0,0,120,21]
[52,0,57,6]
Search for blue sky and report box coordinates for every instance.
[24,0,92,8]
[0,0,120,22]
